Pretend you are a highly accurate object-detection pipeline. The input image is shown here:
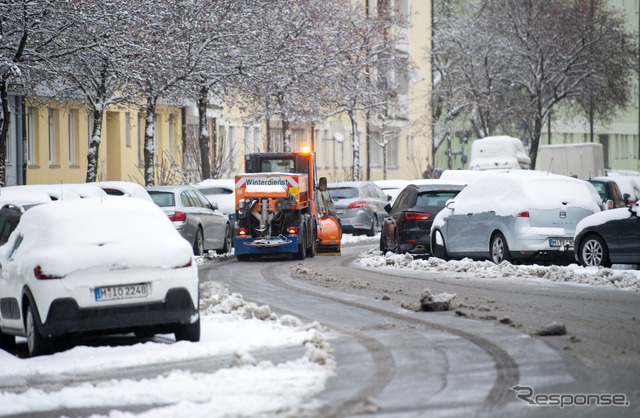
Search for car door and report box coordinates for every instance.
[613,215,640,262]
[187,189,225,250]
[385,188,412,247]
[0,233,27,333]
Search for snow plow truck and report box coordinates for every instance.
[234,149,341,260]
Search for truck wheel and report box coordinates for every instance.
[307,227,316,258]
[296,229,306,260]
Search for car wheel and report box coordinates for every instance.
[296,228,306,260]
[393,230,401,254]
[431,230,448,260]
[193,227,204,256]
[579,234,611,268]
[218,224,232,254]
[175,317,200,342]
[26,303,54,357]
[490,232,512,264]
[367,216,379,237]
[379,230,387,252]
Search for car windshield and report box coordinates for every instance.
[416,191,459,207]
[148,191,175,207]
[328,187,359,200]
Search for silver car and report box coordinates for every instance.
[430,172,601,264]
[147,185,232,255]
[327,181,390,236]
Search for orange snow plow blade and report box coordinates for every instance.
[316,215,341,255]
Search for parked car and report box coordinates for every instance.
[374,180,411,205]
[430,172,601,264]
[146,185,232,255]
[593,175,640,205]
[380,181,466,254]
[574,203,640,267]
[194,179,236,219]
[2,183,106,200]
[96,181,154,202]
[0,197,200,356]
[585,178,626,209]
[327,181,390,236]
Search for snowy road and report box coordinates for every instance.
[210,241,640,417]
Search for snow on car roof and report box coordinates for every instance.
[96,181,154,202]
[0,197,192,276]
[374,179,411,189]
[453,171,601,216]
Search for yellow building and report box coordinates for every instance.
[25,100,182,186]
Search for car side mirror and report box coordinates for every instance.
[445,199,456,210]
[623,193,630,205]
[384,203,392,213]
[387,194,392,201]
[210,202,219,211]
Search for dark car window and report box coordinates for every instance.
[148,191,175,207]
[0,206,22,245]
[392,189,412,211]
[199,187,233,196]
[416,191,460,208]
[328,187,359,200]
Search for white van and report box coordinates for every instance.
[468,136,531,170]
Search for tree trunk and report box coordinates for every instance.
[86,107,103,183]
[143,96,157,186]
[282,117,290,152]
[349,110,360,181]
[0,78,9,187]
[197,86,211,180]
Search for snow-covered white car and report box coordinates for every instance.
[430,171,601,264]
[194,179,236,218]
[2,183,106,200]
[95,181,154,202]
[0,197,200,357]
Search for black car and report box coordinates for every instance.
[574,203,640,267]
[380,181,465,254]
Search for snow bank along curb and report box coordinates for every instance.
[357,249,640,291]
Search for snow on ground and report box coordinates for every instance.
[357,248,640,291]
[0,282,334,417]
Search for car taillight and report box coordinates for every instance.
[237,227,249,236]
[515,211,530,218]
[169,212,187,222]
[287,226,299,234]
[348,200,369,209]
[34,265,64,280]
[176,258,193,268]
[404,212,432,220]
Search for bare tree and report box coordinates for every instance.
[431,0,638,168]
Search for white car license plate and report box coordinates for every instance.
[549,239,574,248]
[95,283,149,301]
[336,209,344,214]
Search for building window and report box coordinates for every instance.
[369,132,382,168]
[125,112,131,148]
[323,129,332,169]
[254,127,262,152]
[243,126,251,154]
[48,109,56,165]
[388,132,399,169]
[68,109,76,165]
[27,107,35,165]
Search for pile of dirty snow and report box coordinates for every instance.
[357,249,640,291]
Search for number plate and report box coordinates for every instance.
[95,283,149,301]
[336,209,344,214]
[549,239,574,248]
